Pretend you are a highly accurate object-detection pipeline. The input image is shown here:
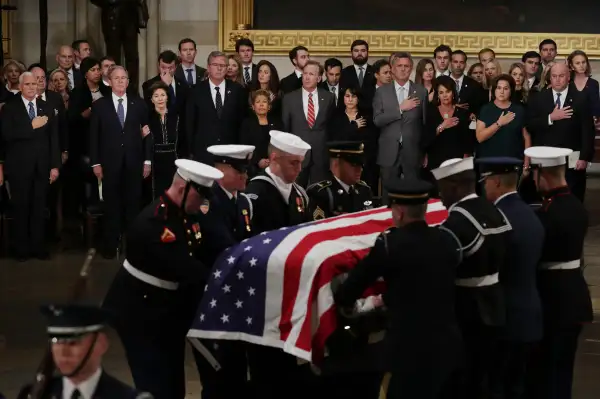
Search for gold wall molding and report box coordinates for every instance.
[218,0,600,59]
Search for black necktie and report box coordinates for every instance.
[71,388,82,399]
[215,86,223,117]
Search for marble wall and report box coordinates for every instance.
[7,0,600,87]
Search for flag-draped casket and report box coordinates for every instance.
[187,199,448,363]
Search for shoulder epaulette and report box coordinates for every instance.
[356,180,370,188]
[307,180,332,192]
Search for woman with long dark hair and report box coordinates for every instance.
[248,60,282,118]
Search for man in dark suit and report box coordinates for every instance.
[91,0,146,93]
[282,60,336,186]
[236,38,258,86]
[0,72,60,260]
[142,50,188,115]
[72,39,92,70]
[476,157,544,399]
[450,50,485,118]
[176,38,206,87]
[522,51,541,91]
[280,46,310,94]
[527,62,595,202]
[56,45,82,90]
[17,304,150,399]
[319,58,345,109]
[340,40,374,93]
[89,65,150,258]
[186,51,247,163]
[535,39,558,81]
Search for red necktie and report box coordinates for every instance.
[307,93,315,128]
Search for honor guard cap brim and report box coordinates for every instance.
[269,130,311,156]
[175,159,224,188]
[524,146,573,168]
[475,157,522,177]
[41,304,109,341]
[207,144,255,173]
[327,141,366,166]
[431,157,474,181]
[386,178,433,205]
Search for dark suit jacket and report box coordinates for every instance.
[185,79,247,162]
[495,192,544,342]
[527,84,595,161]
[455,75,486,116]
[280,71,302,94]
[142,75,189,115]
[0,96,60,181]
[89,94,150,177]
[318,81,345,109]
[18,370,145,399]
[43,90,69,153]
[239,114,283,174]
[340,64,375,91]
[175,63,206,88]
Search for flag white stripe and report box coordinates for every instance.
[264,209,392,335]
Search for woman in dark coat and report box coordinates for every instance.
[147,81,180,199]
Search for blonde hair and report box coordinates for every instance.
[509,62,529,102]
[227,54,244,85]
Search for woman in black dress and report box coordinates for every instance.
[147,82,180,199]
[422,76,472,170]
[248,60,282,118]
[239,89,283,177]
[328,86,379,193]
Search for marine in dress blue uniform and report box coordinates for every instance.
[18,304,151,399]
[432,157,512,399]
[102,160,224,399]
[476,157,545,399]
[191,145,256,399]
[307,141,376,220]
[335,178,464,399]
[524,147,593,399]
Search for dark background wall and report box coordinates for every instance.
[254,1,600,34]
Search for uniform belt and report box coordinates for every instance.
[123,259,179,290]
[540,259,581,270]
[154,143,177,153]
[455,272,499,287]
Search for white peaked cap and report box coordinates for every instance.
[525,146,573,168]
[175,159,224,187]
[431,157,474,181]
[269,130,311,156]
[207,144,255,160]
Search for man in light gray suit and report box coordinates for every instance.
[282,60,336,187]
[373,51,427,199]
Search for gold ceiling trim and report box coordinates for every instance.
[218,0,600,59]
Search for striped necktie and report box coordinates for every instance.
[307,93,315,128]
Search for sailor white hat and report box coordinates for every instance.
[431,157,474,181]
[175,159,224,187]
[524,146,573,168]
[207,144,255,160]
[269,130,311,156]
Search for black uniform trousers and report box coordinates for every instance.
[102,160,142,251]
[527,324,583,399]
[10,167,49,255]
[489,340,535,399]
[458,321,499,399]
[119,328,186,399]
[192,339,248,399]
[566,169,586,203]
[102,22,139,93]
[387,367,460,399]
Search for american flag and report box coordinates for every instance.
[187,200,448,363]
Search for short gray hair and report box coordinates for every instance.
[18,71,34,85]
[108,65,128,79]
[391,51,414,66]
[207,51,227,65]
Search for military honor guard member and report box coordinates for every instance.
[102,160,224,399]
[524,146,593,399]
[431,157,511,399]
[193,144,256,399]
[335,178,464,399]
[476,157,544,399]
[307,141,375,220]
[244,130,311,234]
[18,304,151,399]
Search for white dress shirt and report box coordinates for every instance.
[527,76,536,89]
[294,69,302,79]
[7,84,19,94]
[327,83,339,102]
[453,75,464,93]
[62,367,102,399]
[394,80,410,104]
[181,63,197,85]
[209,79,226,108]
[353,64,367,80]
[265,167,293,203]
[548,87,569,125]
[302,87,320,120]
[22,96,38,117]
[102,78,111,87]
[436,69,450,77]
[112,92,128,120]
